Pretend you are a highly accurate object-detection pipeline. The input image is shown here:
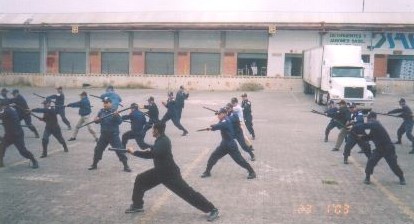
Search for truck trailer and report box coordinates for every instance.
[303,45,374,109]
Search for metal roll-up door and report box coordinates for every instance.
[190,53,220,75]
[59,52,86,74]
[13,52,40,73]
[145,52,174,75]
[101,52,129,74]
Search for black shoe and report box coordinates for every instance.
[364,177,370,185]
[324,137,328,142]
[409,150,414,154]
[249,146,254,151]
[95,138,99,143]
[125,204,144,214]
[31,160,39,169]
[251,155,256,161]
[207,208,219,222]
[68,126,72,131]
[332,148,339,151]
[68,138,76,141]
[247,171,256,179]
[252,136,255,140]
[63,147,68,153]
[201,172,211,178]
[124,166,132,172]
[35,134,40,138]
[40,154,47,158]
[182,130,188,136]
[88,165,97,170]
[394,141,402,144]
[400,177,406,185]
[344,157,348,164]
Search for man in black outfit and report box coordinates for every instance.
[200,108,256,179]
[125,122,219,222]
[0,100,38,168]
[47,86,72,130]
[175,85,189,120]
[161,92,188,136]
[351,112,406,185]
[387,98,414,153]
[142,96,159,136]
[31,99,68,158]
[241,93,256,140]
[10,89,40,138]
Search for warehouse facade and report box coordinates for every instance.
[0,10,414,91]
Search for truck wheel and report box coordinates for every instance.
[315,89,322,105]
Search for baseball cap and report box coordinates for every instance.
[399,98,406,103]
[338,100,346,105]
[217,107,227,114]
[148,96,154,102]
[130,103,138,109]
[1,88,8,93]
[241,93,247,97]
[56,86,62,90]
[367,112,377,119]
[80,91,87,96]
[168,91,174,97]
[102,97,112,103]
[11,89,19,95]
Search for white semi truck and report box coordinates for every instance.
[303,45,374,109]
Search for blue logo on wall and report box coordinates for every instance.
[373,33,414,49]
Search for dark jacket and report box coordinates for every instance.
[96,108,122,133]
[211,117,235,144]
[353,120,393,151]
[0,107,23,137]
[122,109,146,134]
[67,97,92,116]
[132,134,180,176]
[175,90,189,109]
[10,94,30,119]
[333,106,351,128]
[164,99,178,118]
[144,103,159,122]
[32,107,60,129]
[388,105,413,121]
[241,99,253,120]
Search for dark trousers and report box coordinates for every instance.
[0,134,36,163]
[93,131,127,164]
[244,118,255,138]
[365,146,404,178]
[235,131,254,157]
[42,127,67,154]
[176,106,183,120]
[205,141,254,174]
[132,168,215,213]
[161,113,187,132]
[343,135,371,158]
[397,120,414,145]
[22,115,39,136]
[143,118,159,135]
[325,119,337,138]
[122,130,150,150]
[57,109,71,128]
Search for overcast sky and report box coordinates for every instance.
[0,0,413,13]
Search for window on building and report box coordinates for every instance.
[237,53,267,76]
[13,52,40,73]
[145,52,174,75]
[387,55,414,79]
[284,54,302,77]
[362,54,370,63]
[190,53,220,75]
[59,52,86,74]
[101,52,129,74]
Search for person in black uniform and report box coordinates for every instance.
[121,103,150,150]
[47,86,71,130]
[142,96,159,136]
[387,98,414,153]
[10,89,40,138]
[161,92,188,136]
[125,122,219,222]
[332,100,351,151]
[343,104,371,164]
[241,93,256,140]
[175,85,189,120]
[0,100,38,168]
[31,99,69,158]
[88,97,131,172]
[200,108,256,179]
[351,112,406,185]
[324,100,339,142]
[226,103,256,161]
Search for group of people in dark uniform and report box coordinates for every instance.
[0,85,260,221]
[323,97,412,185]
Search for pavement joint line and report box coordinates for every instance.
[5,143,79,168]
[138,147,211,224]
[349,156,414,221]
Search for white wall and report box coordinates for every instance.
[267,30,319,77]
